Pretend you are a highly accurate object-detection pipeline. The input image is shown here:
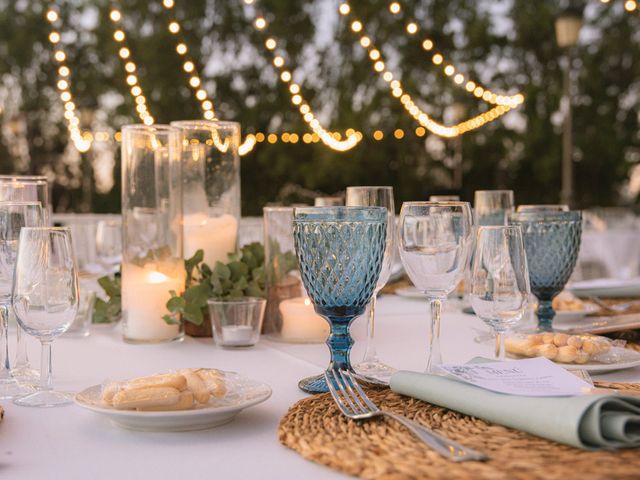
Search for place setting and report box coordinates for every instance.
[2,1,640,479]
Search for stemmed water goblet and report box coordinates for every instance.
[469,226,531,359]
[345,186,396,379]
[0,175,49,381]
[508,210,582,331]
[0,202,45,398]
[399,202,473,374]
[293,206,387,394]
[12,227,79,407]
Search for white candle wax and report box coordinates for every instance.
[183,213,238,266]
[122,263,184,342]
[279,297,329,343]
[221,325,255,346]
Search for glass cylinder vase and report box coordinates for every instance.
[263,207,328,343]
[121,125,185,344]
[171,120,241,267]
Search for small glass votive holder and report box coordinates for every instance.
[207,297,266,348]
[65,290,96,338]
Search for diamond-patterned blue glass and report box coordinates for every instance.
[293,207,387,394]
[509,211,582,330]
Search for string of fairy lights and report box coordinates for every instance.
[601,0,638,13]
[384,1,524,107]
[238,0,361,151]
[338,2,521,138]
[45,6,92,152]
[44,0,529,153]
[108,6,154,125]
[158,0,257,156]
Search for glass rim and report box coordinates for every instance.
[474,189,514,194]
[401,201,471,208]
[0,175,48,183]
[122,124,176,134]
[206,296,266,306]
[509,210,581,222]
[19,226,71,233]
[0,201,42,207]
[263,206,293,213]
[293,206,387,222]
[478,225,522,231]
[170,119,240,131]
[345,186,393,191]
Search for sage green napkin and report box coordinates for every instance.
[390,371,640,450]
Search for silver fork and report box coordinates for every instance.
[590,296,639,313]
[324,369,488,462]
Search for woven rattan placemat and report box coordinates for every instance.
[278,383,640,480]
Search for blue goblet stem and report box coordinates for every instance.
[537,298,555,331]
[326,316,355,372]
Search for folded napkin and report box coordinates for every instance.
[390,371,640,450]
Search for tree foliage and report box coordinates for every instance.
[0,0,638,213]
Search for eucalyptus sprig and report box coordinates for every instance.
[93,273,121,324]
[163,242,267,326]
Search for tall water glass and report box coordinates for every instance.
[12,227,79,407]
[0,202,45,398]
[293,207,387,394]
[0,176,49,381]
[399,202,473,374]
[96,219,122,274]
[509,210,582,331]
[470,226,530,359]
[345,186,395,379]
[474,190,514,226]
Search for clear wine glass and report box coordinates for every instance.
[12,227,79,407]
[399,202,473,374]
[96,219,122,274]
[0,202,45,398]
[473,190,514,226]
[345,186,396,380]
[0,176,49,381]
[469,226,531,359]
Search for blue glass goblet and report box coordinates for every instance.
[509,211,582,331]
[293,207,387,394]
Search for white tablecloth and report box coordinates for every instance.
[4,295,640,479]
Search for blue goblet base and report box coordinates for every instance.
[298,374,328,394]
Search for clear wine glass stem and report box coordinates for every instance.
[40,341,53,391]
[495,331,506,360]
[426,297,443,374]
[361,295,379,363]
[14,324,30,371]
[0,302,11,379]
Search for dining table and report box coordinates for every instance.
[3,294,639,479]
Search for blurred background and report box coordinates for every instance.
[0,0,638,215]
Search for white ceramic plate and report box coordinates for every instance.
[568,278,640,299]
[509,347,640,374]
[552,303,600,324]
[75,370,272,432]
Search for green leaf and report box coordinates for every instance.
[166,295,186,313]
[163,314,179,325]
[214,262,231,280]
[183,283,211,308]
[183,303,204,325]
[228,261,249,281]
